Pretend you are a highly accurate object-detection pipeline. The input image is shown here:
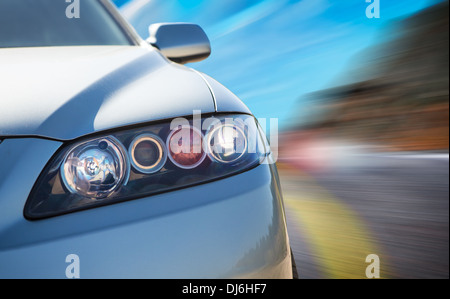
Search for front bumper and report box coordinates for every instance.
[0,138,291,278]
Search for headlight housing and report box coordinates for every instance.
[25,114,270,219]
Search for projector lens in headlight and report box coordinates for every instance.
[60,137,129,199]
[129,134,166,174]
[206,124,247,164]
[167,126,206,169]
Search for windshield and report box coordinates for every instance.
[0,0,132,48]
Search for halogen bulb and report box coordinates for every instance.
[85,157,100,176]
[219,126,237,152]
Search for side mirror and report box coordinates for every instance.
[147,23,211,64]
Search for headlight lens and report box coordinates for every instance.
[129,134,167,174]
[206,124,247,164]
[61,137,129,199]
[167,126,206,169]
[25,114,270,219]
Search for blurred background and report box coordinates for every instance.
[112,0,449,278]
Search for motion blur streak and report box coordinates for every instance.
[114,0,449,278]
[114,0,437,126]
[278,2,448,279]
[283,171,381,279]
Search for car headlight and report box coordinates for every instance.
[25,114,270,219]
[60,136,130,199]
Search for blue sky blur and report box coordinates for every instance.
[113,0,440,128]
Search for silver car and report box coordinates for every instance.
[0,0,295,279]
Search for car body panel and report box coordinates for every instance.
[0,46,216,140]
[199,72,252,115]
[0,138,291,278]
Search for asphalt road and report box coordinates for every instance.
[281,153,449,279]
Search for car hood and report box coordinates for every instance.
[0,46,216,140]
